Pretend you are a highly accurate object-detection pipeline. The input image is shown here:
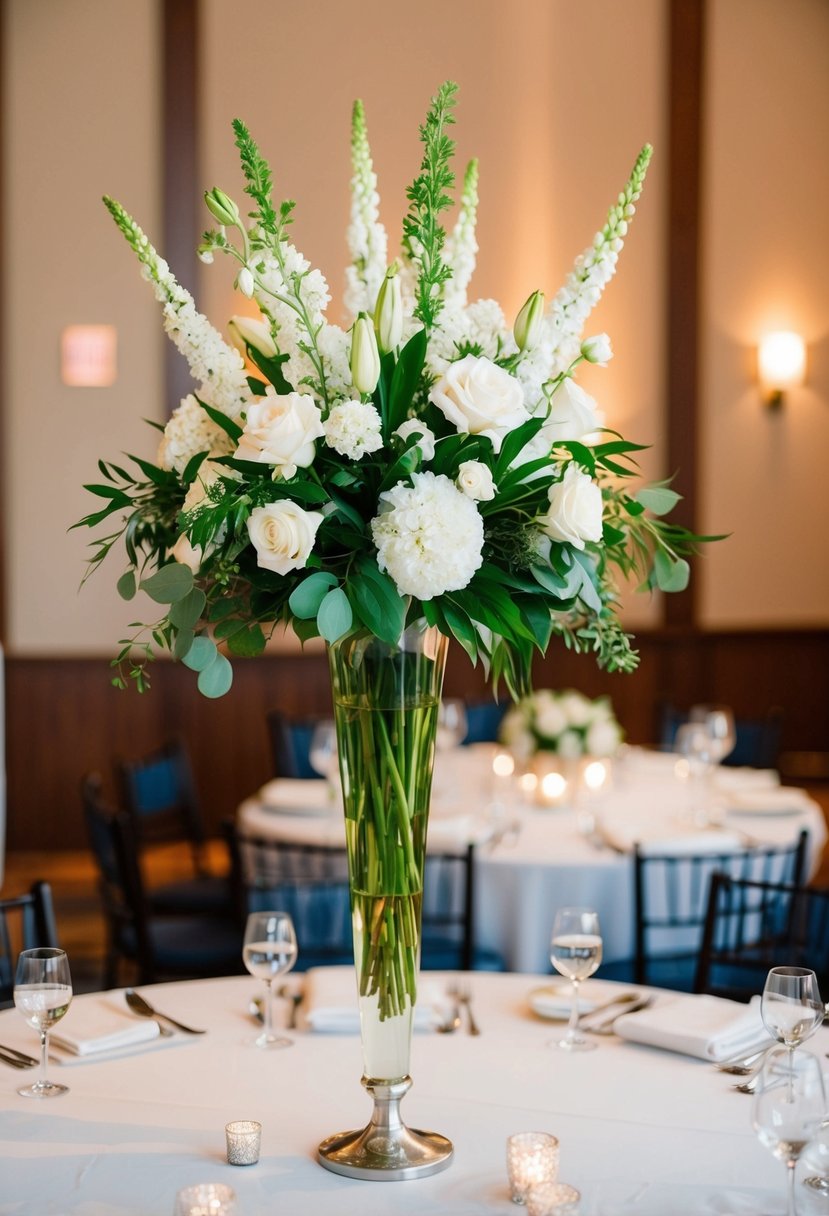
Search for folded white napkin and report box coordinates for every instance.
[599,819,745,856]
[713,767,780,792]
[725,787,812,815]
[614,992,767,1061]
[258,779,335,815]
[303,965,445,1033]
[51,1003,160,1057]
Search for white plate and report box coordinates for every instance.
[528,978,637,1021]
[258,779,335,817]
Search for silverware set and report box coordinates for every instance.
[125,988,206,1035]
[0,1043,38,1070]
[446,983,480,1035]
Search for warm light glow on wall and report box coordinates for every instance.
[61,325,117,386]
[758,331,806,409]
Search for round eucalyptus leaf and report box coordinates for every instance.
[181,636,217,672]
[197,652,233,698]
[140,563,194,604]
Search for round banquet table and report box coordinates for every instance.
[1,970,826,1215]
[238,746,826,973]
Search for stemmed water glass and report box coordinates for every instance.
[437,699,467,750]
[761,966,825,1059]
[309,719,339,802]
[690,704,737,765]
[13,947,73,1098]
[752,1047,826,1216]
[549,907,602,1052]
[674,721,714,825]
[242,911,298,1049]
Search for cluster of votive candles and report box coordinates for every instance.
[493,749,610,809]
[506,1132,580,1214]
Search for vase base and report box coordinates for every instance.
[317,1075,453,1181]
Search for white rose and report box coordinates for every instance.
[235,388,324,478]
[247,500,324,576]
[558,692,592,728]
[429,354,529,453]
[586,718,622,757]
[456,460,495,502]
[540,378,602,445]
[557,729,584,759]
[181,459,233,515]
[171,533,204,574]
[581,333,613,366]
[395,419,436,462]
[534,701,567,740]
[540,463,603,550]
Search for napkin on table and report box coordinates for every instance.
[303,965,446,1033]
[598,820,746,856]
[614,992,767,1061]
[51,1001,160,1057]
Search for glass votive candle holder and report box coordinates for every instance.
[526,1180,581,1216]
[506,1131,560,1204]
[225,1119,261,1165]
[173,1182,238,1216]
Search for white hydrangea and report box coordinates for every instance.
[324,400,383,460]
[157,395,234,475]
[371,471,485,600]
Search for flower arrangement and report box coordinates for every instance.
[76,81,709,698]
[499,688,623,761]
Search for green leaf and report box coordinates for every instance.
[348,557,407,644]
[226,623,266,657]
[493,417,545,478]
[637,486,681,516]
[317,587,353,643]
[208,596,245,622]
[247,346,293,394]
[387,329,428,434]
[140,563,194,604]
[181,636,217,672]
[173,628,195,660]
[83,483,133,505]
[571,549,603,613]
[199,400,243,443]
[653,550,690,592]
[116,571,136,601]
[169,587,207,630]
[292,617,321,644]
[441,598,479,664]
[197,652,234,698]
[288,571,338,619]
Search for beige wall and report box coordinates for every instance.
[3,0,162,654]
[2,0,826,657]
[700,0,829,626]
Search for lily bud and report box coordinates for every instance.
[373,264,404,355]
[204,187,240,227]
[237,266,255,299]
[581,333,613,366]
[350,313,381,395]
[513,289,545,352]
[228,315,277,360]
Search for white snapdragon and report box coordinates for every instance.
[539,463,603,550]
[247,500,324,576]
[443,159,479,309]
[371,471,485,599]
[430,354,528,453]
[161,296,250,421]
[344,100,389,319]
[235,388,324,478]
[394,420,436,461]
[157,394,235,475]
[457,460,495,502]
[324,400,383,460]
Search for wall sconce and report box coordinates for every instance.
[758,331,806,410]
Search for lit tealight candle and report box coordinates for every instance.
[174,1183,238,1216]
[582,760,608,793]
[225,1119,261,1166]
[526,1180,581,1216]
[506,1131,560,1204]
[493,750,516,779]
[519,771,539,798]
[540,771,568,806]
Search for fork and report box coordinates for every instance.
[449,983,480,1036]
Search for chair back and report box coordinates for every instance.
[696,873,829,1001]
[633,829,808,989]
[116,738,207,868]
[265,711,320,780]
[0,882,59,1007]
[462,701,508,746]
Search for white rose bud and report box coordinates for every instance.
[429,355,529,453]
[457,460,496,502]
[204,187,240,227]
[247,500,324,577]
[539,463,603,550]
[235,387,325,478]
[228,315,277,360]
[350,312,381,394]
[513,289,545,353]
[373,264,404,355]
[237,266,255,299]
[395,419,436,461]
[581,333,613,366]
[540,378,602,445]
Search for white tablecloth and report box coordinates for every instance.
[238,747,826,972]
[1,971,825,1214]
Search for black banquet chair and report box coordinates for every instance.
[82,774,244,988]
[265,710,320,780]
[116,738,233,916]
[0,883,60,1008]
[695,873,829,1002]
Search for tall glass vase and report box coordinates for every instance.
[317,621,454,1181]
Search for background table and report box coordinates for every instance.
[2,971,827,1215]
[239,746,826,972]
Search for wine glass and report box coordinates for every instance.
[674,721,714,825]
[309,719,339,802]
[13,947,73,1098]
[242,911,298,1049]
[690,704,737,764]
[437,699,468,750]
[752,1047,825,1216]
[549,907,602,1051]
[761,967,824,1059]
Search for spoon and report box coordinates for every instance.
[435,1010,461,1034]
[715,1046,774,1075]
[733,1069,763,1094]
[125,988,206,1035]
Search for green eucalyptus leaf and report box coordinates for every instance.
[173,628,195,660]
[197,652,234,698]
[288,572,338,620]
[116,571,136,601]
[226,623,266,657]
[637,486,681,516]
[140,564,194,604]
[169,588,207,630]
[653,550,690,592]
[317,587,353,643]
[181,636,217,672]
